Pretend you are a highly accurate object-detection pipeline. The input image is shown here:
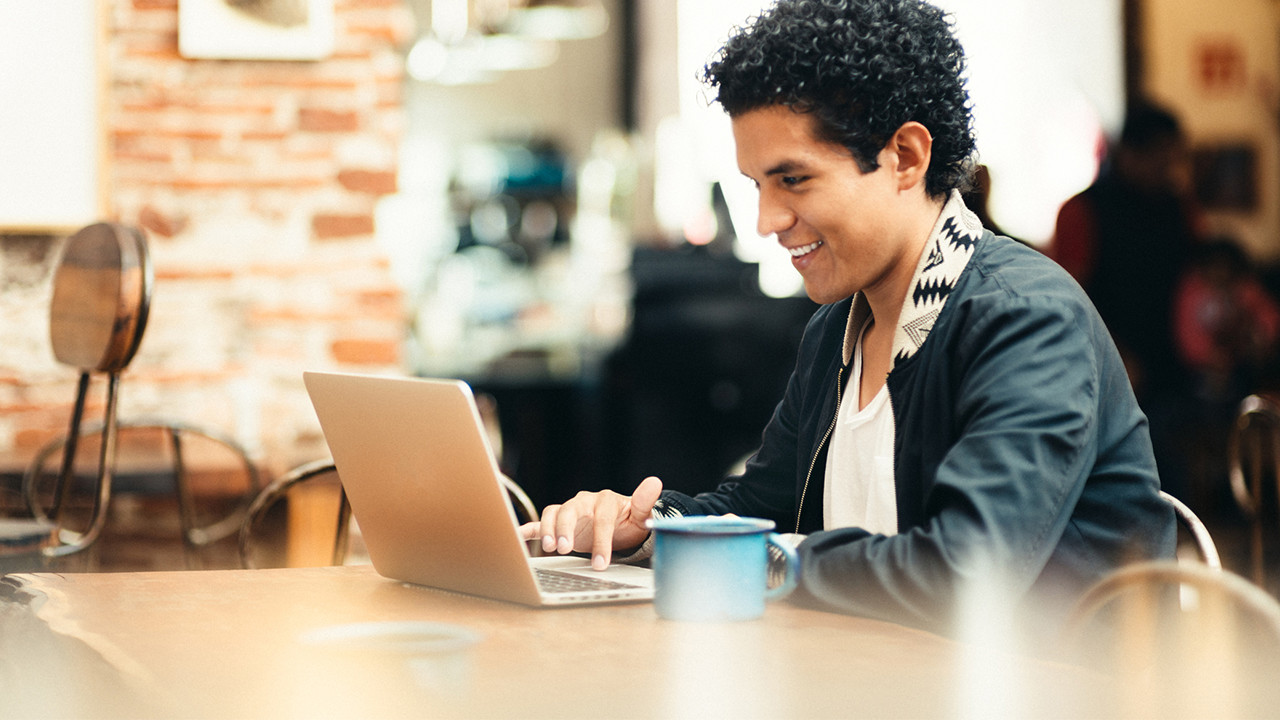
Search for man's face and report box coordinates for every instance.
[733,105,916,305]
[1119,135,1191,197]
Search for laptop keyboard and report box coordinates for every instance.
[535,568,640,594]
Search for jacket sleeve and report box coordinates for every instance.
[791,294,1111,635]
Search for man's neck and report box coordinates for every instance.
[861,196,946,335]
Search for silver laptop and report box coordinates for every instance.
[303,371,653,606]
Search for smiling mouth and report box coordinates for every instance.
[788,241,823,258]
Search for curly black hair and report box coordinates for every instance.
[702,0,976,198]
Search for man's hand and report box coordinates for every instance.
[518,476,664,570]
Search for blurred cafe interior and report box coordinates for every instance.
[2,0,1280,599]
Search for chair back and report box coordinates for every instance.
[239,459,351,569]
[1062,561,1280,717]
[49,223,152,372]
[1160,490,1221,569]
[1227,393,1280,587]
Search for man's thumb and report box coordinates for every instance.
[629,475,664,520]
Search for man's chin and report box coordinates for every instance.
[800,283,848,305]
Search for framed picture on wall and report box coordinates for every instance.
[179,0,334,61]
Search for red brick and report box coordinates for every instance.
[132,0,177,9]
[114,147,173,163]
[330,338,401,366]
[121,99,274,116]
[302,288,400,321]
[312,214,375,239]
[241,130,289,141]
[138,205,187,238]
[155,177,329,191]
[298,108,361,132]
[345,22,404,45]
[248,308,341,324]
[0,399,44,414]
[121,42,181,61]
[336,0,405,8]
[15,428,62,451]
[337,169,397,195]
[357,287,401,304]
[113,127,224,142]
[242,76,361,91]
[154,266,236,281]
[246,256,380,278]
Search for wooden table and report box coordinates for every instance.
[0,565,1110,719]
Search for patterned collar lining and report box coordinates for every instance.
[842,190,984,367]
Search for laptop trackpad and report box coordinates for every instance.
[529,555,654,590]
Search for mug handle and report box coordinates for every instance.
[764,533,799,601]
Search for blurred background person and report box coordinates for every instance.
[1175,237,1280,401]
[1049,101,1203,501]
[1050,101,1202,401]
[1174,237,1280,511]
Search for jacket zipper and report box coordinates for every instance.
[795,364,845,533]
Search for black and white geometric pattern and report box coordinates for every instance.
[892,191,982,364]
[839,191,984,367]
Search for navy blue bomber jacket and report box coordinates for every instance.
[652,193,1176,639]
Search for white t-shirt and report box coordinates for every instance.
[823,317,898,535]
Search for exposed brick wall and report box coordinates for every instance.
[0,0,416,477]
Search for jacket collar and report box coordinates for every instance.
[842,190,984,367]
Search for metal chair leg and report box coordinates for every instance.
[43,372,121,558]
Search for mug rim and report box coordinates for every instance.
[646,515,775,535]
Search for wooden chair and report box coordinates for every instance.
[1061,561,1280,716]
[238,459,350,569]
[0,223,151,571]
[238,458,538,569]
[1227,393,1280,588]
[1,223,260,572]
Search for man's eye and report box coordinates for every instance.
[781,176,806,187]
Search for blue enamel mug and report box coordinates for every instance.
[647,516,799,622]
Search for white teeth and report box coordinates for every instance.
[788,241,822,257]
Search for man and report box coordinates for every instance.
[520,0,1174,639]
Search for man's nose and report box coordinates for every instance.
[756,192,795,237]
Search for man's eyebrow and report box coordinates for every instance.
[764,161,806,177]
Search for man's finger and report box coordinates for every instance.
[627,476,664,524]
[537,505,561,553]
[552,504,580,555]
[590,493,622,570]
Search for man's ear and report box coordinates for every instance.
[888,121,933,192]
